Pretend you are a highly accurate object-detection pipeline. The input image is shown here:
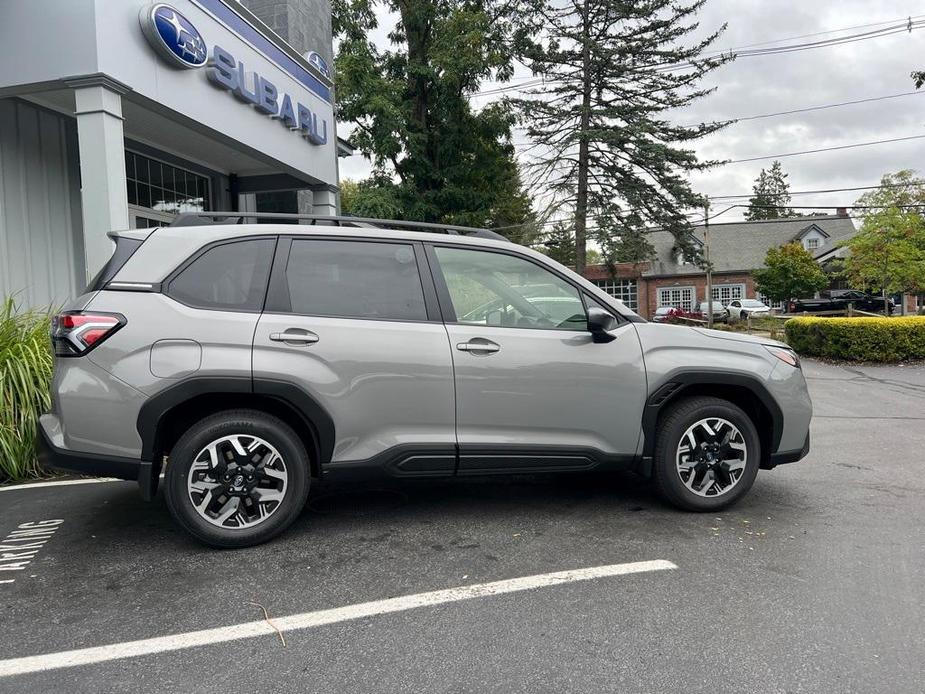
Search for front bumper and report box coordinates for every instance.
[37,424,157,500]
[766,431,811,468]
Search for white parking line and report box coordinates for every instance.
[0,479,121,493]
[0,559,676,677]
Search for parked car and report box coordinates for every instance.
[39,213,812,547]
[698,301,728,322]
[788,290,893,314]
[652,306,680,323]
[727,299,771,321]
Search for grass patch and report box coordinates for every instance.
[0,297,53,482]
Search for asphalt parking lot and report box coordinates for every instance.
[1,358,923,693]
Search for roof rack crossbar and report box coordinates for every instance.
[169,211,510,241]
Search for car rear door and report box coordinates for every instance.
[253,236,457,475]
[428,243,647,473]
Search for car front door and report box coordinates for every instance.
[253,237,457,475]
[429,244,647,473]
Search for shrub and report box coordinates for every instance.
[785,316,925,362]
[0,298,54,482]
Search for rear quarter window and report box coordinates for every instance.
[87,236,144,291]
[166,238,275,311]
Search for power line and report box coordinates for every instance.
[509,91,925,149]
[727,134,925,164]
[709,181,917,200]
[682,90,925,127]
[492,182,925,232]
[470,16,925,98]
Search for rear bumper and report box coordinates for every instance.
[36,423,157,500]
[767,431,810,468]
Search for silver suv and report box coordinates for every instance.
[38,214,812,547]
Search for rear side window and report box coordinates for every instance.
[88,236,144,291]
[284,240,427,321]
[167,238,275,311]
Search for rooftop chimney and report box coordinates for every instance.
[836,207,848,217]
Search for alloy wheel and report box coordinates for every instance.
[675,417,748,498]
[186,434,288,529]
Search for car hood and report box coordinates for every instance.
[692,327,788,349]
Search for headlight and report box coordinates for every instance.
[765,345,800,368]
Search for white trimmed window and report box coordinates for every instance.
[805,237,819,250]
[593,279,638,310]
[658,286,696,312]
[711,284,746,305]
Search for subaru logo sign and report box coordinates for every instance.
[138,3,328,147]
[305,51,331,80]
[140,3,208,69]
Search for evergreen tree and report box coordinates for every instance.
[333,0,534,229]
[514,0,731,275]
[538,223,576,266]
[744,161,797,220]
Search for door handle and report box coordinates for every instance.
[270,329,319,345]
[456,338,500,354]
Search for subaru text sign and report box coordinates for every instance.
[139,3,327,146]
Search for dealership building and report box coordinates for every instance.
[0,0,347,308]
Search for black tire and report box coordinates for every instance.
[164,409,310,548]
[653,396,761,512]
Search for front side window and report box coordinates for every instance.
[167,238,275,311]
[285,240,427,321]
[434,247,586,330]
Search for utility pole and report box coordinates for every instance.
[704,197,713,329]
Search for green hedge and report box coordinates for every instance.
[0,298,53,482]
[785,316,925,362]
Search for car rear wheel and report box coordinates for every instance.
[164,410,310,548]
[653,396,760,511]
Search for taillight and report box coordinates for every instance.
[51,312,125,357]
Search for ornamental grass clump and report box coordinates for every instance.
[0,297,54,482]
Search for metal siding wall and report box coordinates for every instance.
[0,99,82,308]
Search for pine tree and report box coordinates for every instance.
[514,0,731,275]
[744,161,797,221]
[595,211,656,273]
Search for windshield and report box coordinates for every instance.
[741,299,765,307]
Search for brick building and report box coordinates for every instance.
[582,212,858,319]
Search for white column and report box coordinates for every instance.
[311,187,338,216]
[72,83,129,280]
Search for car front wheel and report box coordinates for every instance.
[164,410,311,548]
[653,396,761,511]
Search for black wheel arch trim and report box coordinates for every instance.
[136,376,336,467]
[641,370,784,462]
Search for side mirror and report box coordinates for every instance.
[587,307,617,343]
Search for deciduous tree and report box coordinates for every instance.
[753,243,828,305]
[333,0,534,229]
[843,170,925,312]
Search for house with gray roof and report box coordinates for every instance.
[583,211,857,319]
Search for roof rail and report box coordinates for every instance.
[169,211,511,242]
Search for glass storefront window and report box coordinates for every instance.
[125,151,210,216]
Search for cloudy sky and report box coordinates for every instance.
[337,1,925,223]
